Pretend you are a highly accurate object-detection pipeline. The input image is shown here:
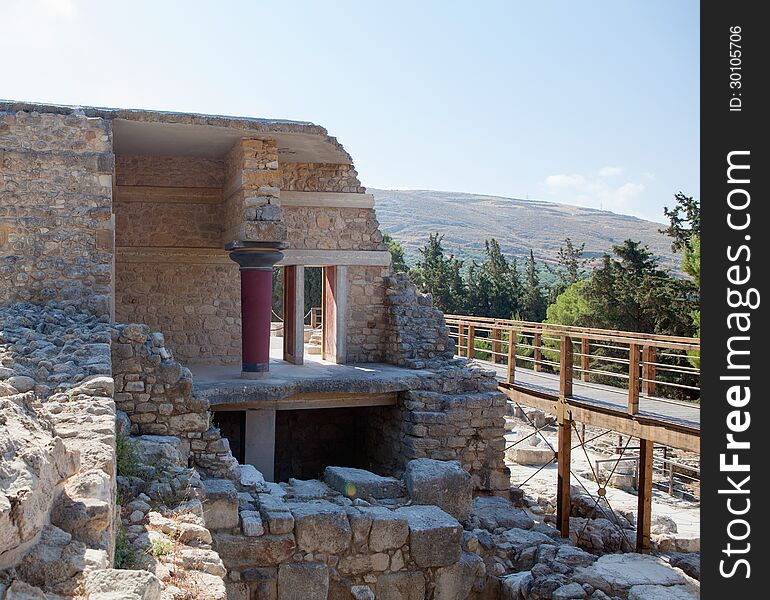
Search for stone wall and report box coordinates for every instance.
[345,265,390,363]
[115,259,241,364]
[384,272,456,368]
[113,154,241,365]
[361,365,511,495]
[282,206,385,251]
[223,138,286,244]
[0,110,114,317]
[281,162,365,193]
[110,323,239,479]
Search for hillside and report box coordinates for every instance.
[370,188,679,271]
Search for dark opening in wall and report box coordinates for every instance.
[213,410,245,464]
[274,406,393,482]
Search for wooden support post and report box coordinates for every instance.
[581,337,590,382]
[311,308,318,329]
[492,328,501,364]
[533,332,542,372]
[507,329,516,384]
[560,335,573,398]
[557,419,572,537]
[458,324,465,357]
[636,438,654,553]
[642,345,657,396]
[628,343,640,415]
[467,325,476,359]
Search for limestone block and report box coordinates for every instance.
[85,568,162,600]
[354,506,408,552]
[471,496,534,531]
[179,547,227,577]
[376,572,426,600]
[287,478,334,500]
[628,585,699,600]
[14,525,88,594]
[434,550,485,600]
[291,500,352,554]
[243,567,277,600]
[4,580,48,599]
[324,466,404,500]
[394,505,462,568]
[670,553,700,580]
[583,554,687,595]
[239,464,268,491]
[351,585,375,600]
[403,459,473,521]
[277,562,329,600]
[240,510,265,537]
[501,571,532,600]
[201,479,240,531]
[212,533,296,569]
[50,468,113,549]
[133,435,186,466]
[553,582,588,599]
[554,545,598,569]
[507,445,555,465]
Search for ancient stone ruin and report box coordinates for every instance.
[1,101,698,599]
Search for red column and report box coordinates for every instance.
[227,242,283,379]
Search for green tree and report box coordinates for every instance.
[661,192,700,252]
[521,251,547,322]
[383,232,408,273]
[409,233,464,313]
[545,280,591,326]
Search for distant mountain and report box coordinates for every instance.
[369,189,679,272]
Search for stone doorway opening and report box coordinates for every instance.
[271,264,346,366]
[273,405,394,482]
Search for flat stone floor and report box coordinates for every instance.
[191,336,431,406]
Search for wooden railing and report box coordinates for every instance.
[444,315,701,414]
[307,306,323,329]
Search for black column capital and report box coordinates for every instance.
[226,241,284,269]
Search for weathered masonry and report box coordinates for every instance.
[0,101,509,491]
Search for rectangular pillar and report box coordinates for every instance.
[556,420,572,537]
[636,438,654,553]
[245,409,276,482]
[283,265,305,365]
[322,265,347,364]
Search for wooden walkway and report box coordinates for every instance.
[445,314,701,552]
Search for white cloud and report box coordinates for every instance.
[542,167,648,217]
[598,166,624,177]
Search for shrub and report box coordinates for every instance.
[116,433,138,477]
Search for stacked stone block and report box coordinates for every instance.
[224,138,286,244]
[110,323,238,478]
[384,272,456,368]
[0,110,114,317]
[362,366,511,495]
[281,161,365,193]
[282,206,386,251]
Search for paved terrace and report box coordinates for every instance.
[191,337,431,410]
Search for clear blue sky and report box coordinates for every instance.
[2,0,699,223]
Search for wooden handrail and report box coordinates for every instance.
[445,313,700,403]
[444,314,700,351]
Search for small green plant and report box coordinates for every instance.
[116,433,138,477]
[114,525,141,569]
[147,537,172,557]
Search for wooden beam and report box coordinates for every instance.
[467,325,476,359]
[636,438,654,553]
[498,384,700,452]
[533,333,542,372]
[492,328,501,364]
[507,329,516,384]
[628,343,640,415]
[581,338,590,382]
[557,420,572,537]
[211,391,398,411]
[280,191,375,209]
[642,345,657,396]
[560,335,573,398]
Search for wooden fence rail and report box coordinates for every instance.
[444,315,701,415]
